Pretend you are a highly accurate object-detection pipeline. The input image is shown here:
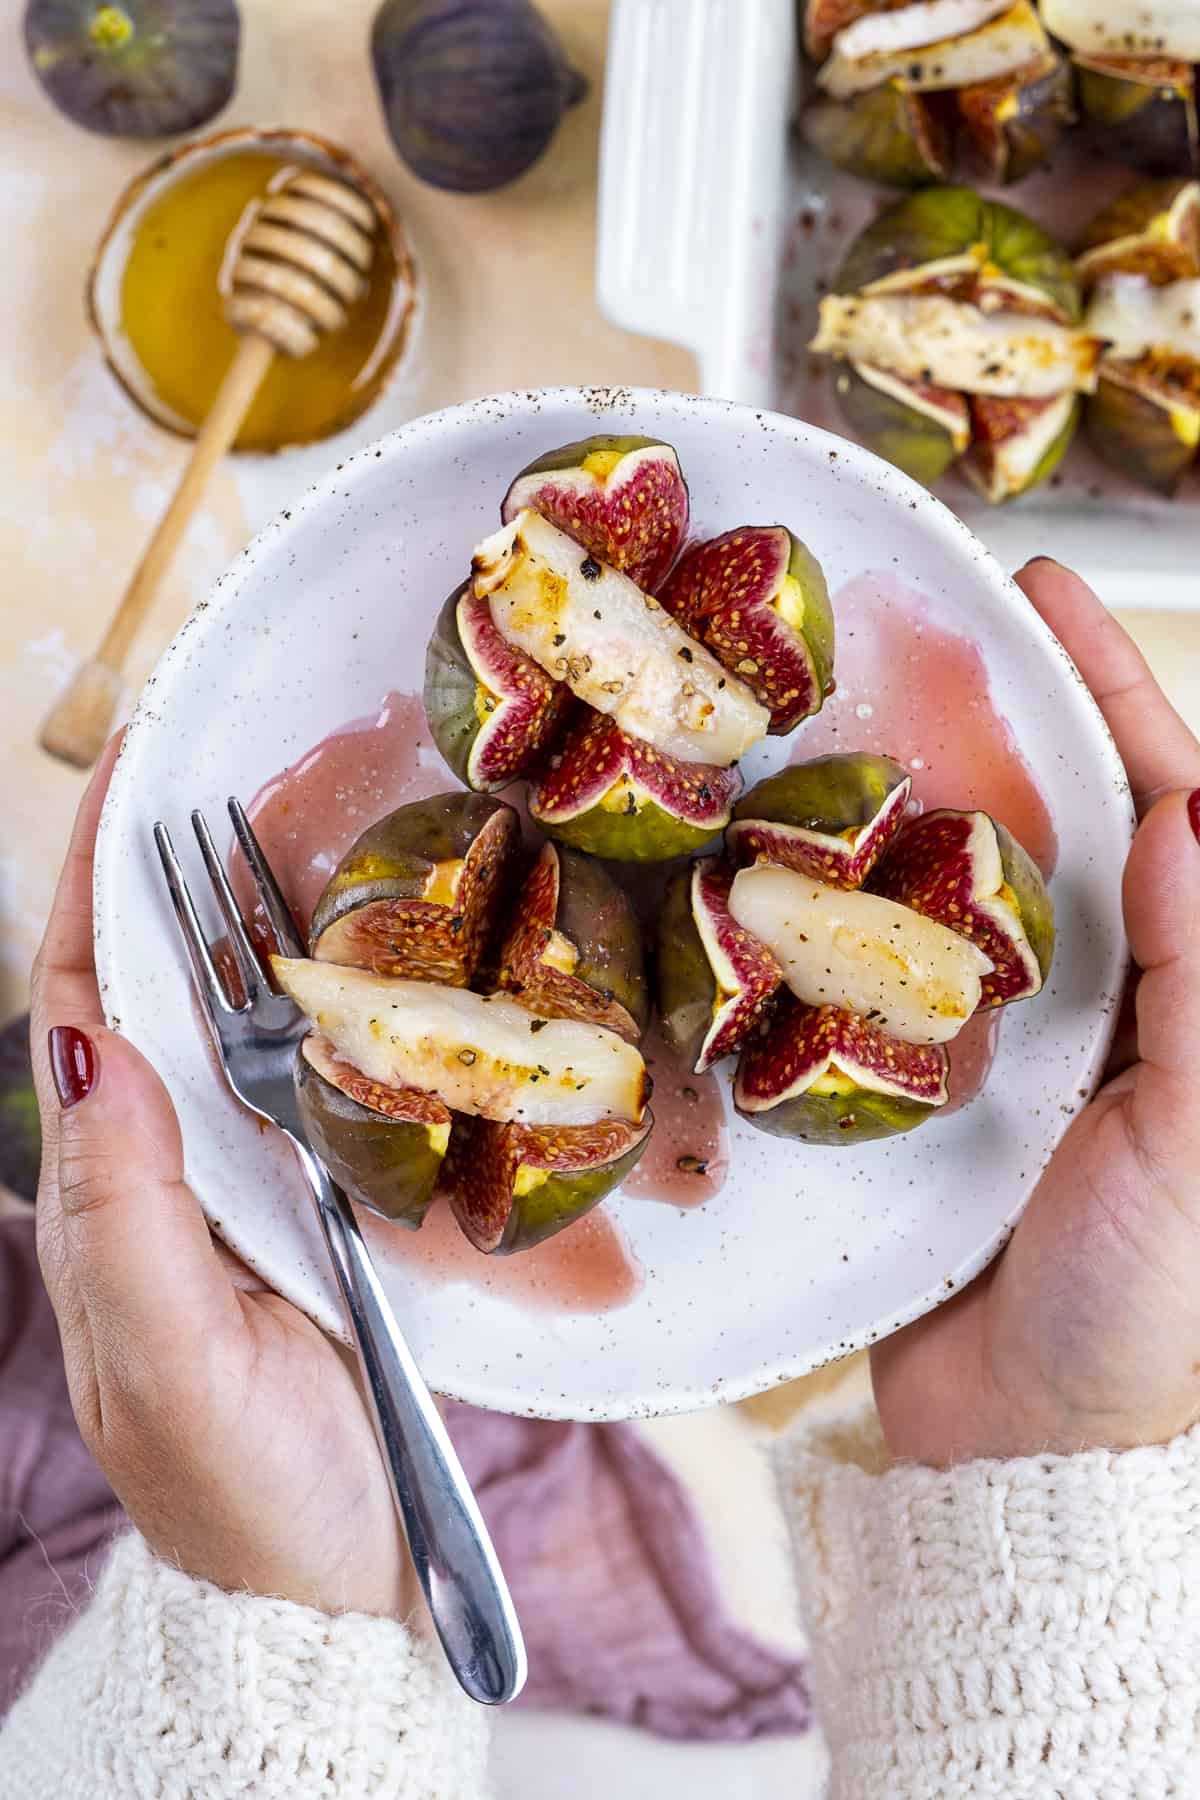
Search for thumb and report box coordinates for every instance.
[49,1024,243,1399]
[1122,790,1200,1167]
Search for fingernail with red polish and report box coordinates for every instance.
[48,1027,96,1109]
[1189,790,1200,846]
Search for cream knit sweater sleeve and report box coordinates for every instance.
[779,1401,1200,1798]
[0,1532,490,1800]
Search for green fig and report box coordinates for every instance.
[803,81,952,188]
[296,1036,449,1227]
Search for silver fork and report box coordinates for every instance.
[152,799,527,1707]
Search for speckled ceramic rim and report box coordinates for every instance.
[86,125,419,453]
[94,387,1134,1419]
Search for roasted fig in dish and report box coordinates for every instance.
[812,186,1099,500]
[279,793,653,1252]
[1075,180,1200,492]
[656,748,1053,1146]
[423,436,835,860]
[801,0,1072,187]
[659,526,835,734]
[1042,0,1200,174]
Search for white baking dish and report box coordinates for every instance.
[598,0,1198,612]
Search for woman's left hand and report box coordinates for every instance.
[31,739,418,1619]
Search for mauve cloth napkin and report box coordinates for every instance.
[0,1215,810,1737]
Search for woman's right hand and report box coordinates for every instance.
[874,561,1200,1468]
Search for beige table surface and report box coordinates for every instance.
[2,4,1198,1792]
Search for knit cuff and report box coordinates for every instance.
[779,1403,1200,1798]
[0,1532,490,1799]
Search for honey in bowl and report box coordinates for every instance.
[118,150,402,451]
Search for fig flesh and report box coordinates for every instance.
[964,390,1079,501]
[873,808,1053,1004]
[297,1035,450,1228]
[501,437,689,593]
[659,526,835,735]
[473,510,769,768]
[1076,181,1200,289]
[273,958,649,1129]
[309,793,520,986]
[438,1111,651,1254]
[498,840,648,1042]
[656,859,783,1075]
[727,754,912,888]
[734,995,949,1145]
[424,583,574,792]
[727,862,992,1045]
[24,0,239,138]
[957,50,1074,183]
[529,711,741,862]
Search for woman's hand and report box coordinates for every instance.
[874,560,1200,1466]
[30,741,417,1618]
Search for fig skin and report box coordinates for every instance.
[1085,364,1200,495]
[370,0,588,194]
[296,1051,449,1228]
[737,1083,939,1145]
[423,582,574,792]
[437,1112,651,1254]
[728,753,912,889]
[309,791,521,986]
[832,364,970,487]
[1073,55,1198,178]
[501,435,689,593]
[529,712,741,864]
[834,185,1082,325]
[656,868,716,1075]
[498,841,649,1042]
[803,82,952,188]
[24,0,240,138]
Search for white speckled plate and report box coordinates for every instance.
[94,388,1133,1421]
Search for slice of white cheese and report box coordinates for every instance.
[812,294,1100,395]
[831,0,1012,61]
[728,865,992,1046]
[819,0,1048,98]
[273,958,648,1127]
[473,509,769,768]
[1085,277,1200,365]
[1042,0,1200,63]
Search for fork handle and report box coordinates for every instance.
[291,1139,527,1706]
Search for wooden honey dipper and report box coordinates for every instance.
[40,169,379,769]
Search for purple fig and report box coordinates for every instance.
[656,858,783,1075]
[873,808,1053,1005]
[424,581,574,792]
[437,1110,651,1254]
[309,791,521,986]
[659,526,835,734]
[296,1034,450,1227]
[501,436,689,593]
[804,82,952,188]
[497,840,648,1042]
[957,50,1075,185]
[529,711,741,862]
[1073,54,1198,177]
[734,995,949,1145]
[727,753,911,889]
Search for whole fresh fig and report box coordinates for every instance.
[370,0,588,193]
[24,0,239,137]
